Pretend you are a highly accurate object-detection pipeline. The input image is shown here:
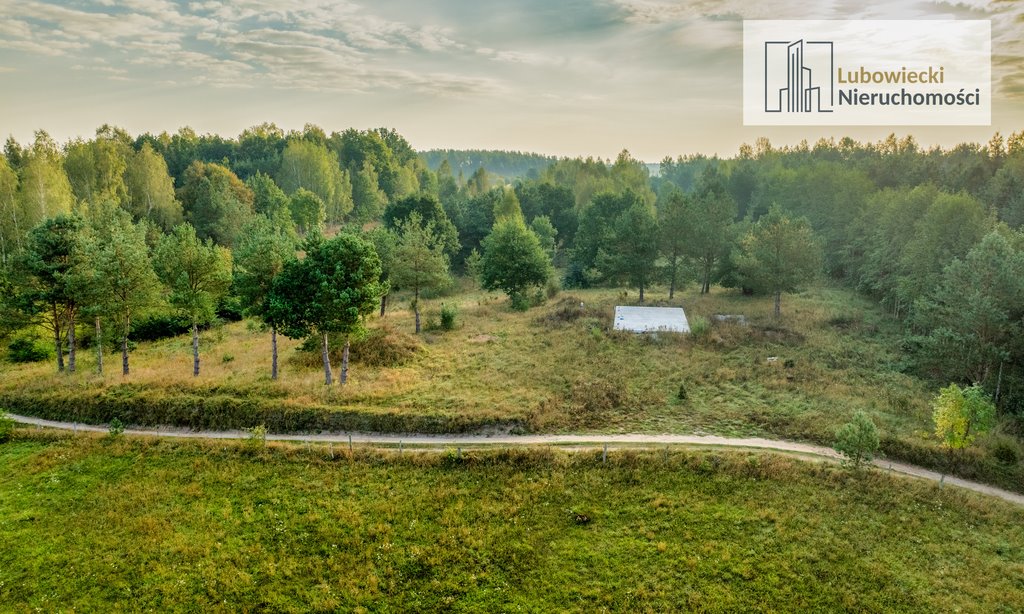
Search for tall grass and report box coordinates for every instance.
[1,283,1021,491]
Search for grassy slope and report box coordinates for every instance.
[1,433,1023,612]
[2,283,1021,488]
[0,284,932,434]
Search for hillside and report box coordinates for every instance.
[2,433,1022,612]
[4,283,1021,493]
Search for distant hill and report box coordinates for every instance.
[419,149,558,179]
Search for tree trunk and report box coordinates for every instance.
[774,291,781,317]
[192,322,200,377]
[271,325,278,381]
[122,316,130,376]
[322,331,333,385]
[95,316,103,375]
[340,337,350,385]
[54,305,64,372]
[639,283,645,303]
[668,254,677,299]
[379,293,388,317]
[67,310,76,373]
[414,290,421,334]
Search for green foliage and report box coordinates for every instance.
[154,223,233,329]
[88,212,163,371]
[288,188,326,237]
[913,230,1024,388]
[0,410,12,443]
[245,424,267,451]
[596,203,660,301]
[350,159,388,222]
[685,167,738,294]
[7,336,51,363]
[17,131,75,227]
[234,214,296,324]
[834,411,880,470]
[269,233,385,341]
[176,161,254,247]
[688,316,710,340]
[933,384,997,451]
[494,186,523,222]
[107,417,125,437]
[124,142,181,231]
[390,213,451,332]
[480,218,553,307]
[276,139,352,223]
[440,303,457,331]
[383,194,460,258]
[734,204,822,315]
[245,171,290,222]
[570,189,644,285]
[0,154,23,263]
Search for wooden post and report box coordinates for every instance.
[602,444,608,464]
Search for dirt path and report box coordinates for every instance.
[10,412,1023,507]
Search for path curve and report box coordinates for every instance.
[10,413,1023,507]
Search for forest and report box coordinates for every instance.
[1,124,1022,441]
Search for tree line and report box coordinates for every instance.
[1,125,1022,427]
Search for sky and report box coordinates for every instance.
[2,0,1023,161]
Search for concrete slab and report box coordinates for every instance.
[613,306,690,333]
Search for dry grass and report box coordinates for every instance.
[2,281,1021,490]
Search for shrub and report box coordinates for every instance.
[245,425,267,451]
[0,411,14,443]
[689,316,711,340]
[988,437,1020,466]
[834,411,880,470]
[439,304,457,331]
[131,314,191,342]
[108,417,125,438]
[293,326,422,368]
[545,276,561,299]
[8,336,51,363]
[509,291,531,312]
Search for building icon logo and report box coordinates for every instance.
[764,39,834,113]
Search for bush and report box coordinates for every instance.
[217,294,245,322]
[294,326,422,368]
[8,336,51,363]
[545,276,561,299]
[439,304,457,331]
[0,411,14,443]
[689,316,711,340]
[834,411,880,470]
[131,314,191,342]
[988,437,1020,466]
[108,417,125,438]
[245,424,267,451]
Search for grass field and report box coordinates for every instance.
[2,282,1022,491]
[1,431,1023,612]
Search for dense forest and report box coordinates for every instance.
[419,149,558,179]
[1,124,1023,429]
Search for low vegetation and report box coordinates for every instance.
[1,432,1022,612]
[3,283,1023,492]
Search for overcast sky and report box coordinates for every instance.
[2,0,1023,160]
